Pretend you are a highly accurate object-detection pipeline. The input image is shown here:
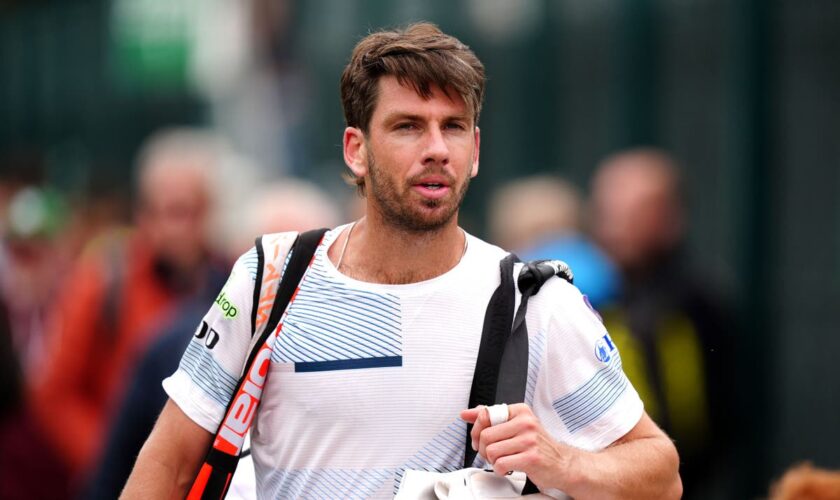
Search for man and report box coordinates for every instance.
[30,129,228,486]
[590,149,735,498]
[489,175,619,308]
[87,179,339,499]
[124,23,681,499]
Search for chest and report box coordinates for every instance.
[252,283,492,465]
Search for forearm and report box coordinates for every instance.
[561,433,682,500]
[466,406,681,499]
[121,448,191,500]
[121,400,211,499]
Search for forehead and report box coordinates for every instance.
[141,163,208,206]
[370,75,469,123]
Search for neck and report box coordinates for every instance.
[329,213,466,284]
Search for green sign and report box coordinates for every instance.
[110,0,197,91]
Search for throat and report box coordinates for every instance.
[339,263,435,285]
[331,220,468,285]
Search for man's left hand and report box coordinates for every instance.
[460,404,576,490]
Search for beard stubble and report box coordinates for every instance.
[366,151,470,233]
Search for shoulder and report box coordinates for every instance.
[258,231,301,252]
[462,232,508,266]
[230,230,308,282]
[526,274,607,342]
[254,231,301,264]
[532,276,592,312]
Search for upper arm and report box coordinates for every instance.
[122,399,213,499]
[609,411,681,481]
[610,411,669,447]
[534,279,645,450]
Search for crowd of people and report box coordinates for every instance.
[13,121,840,499]
[0,130,340,498]
[491,151,738,499]
[1,133,736,499]
[5,135,839,500]
[0,24,822,499]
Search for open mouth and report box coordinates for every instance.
[411,176,452,199]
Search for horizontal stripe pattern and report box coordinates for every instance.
[272,247,403,368]
[240,247,259,281]
[257,465,396,499]
[178,340,237,407]
[553,355,627,433]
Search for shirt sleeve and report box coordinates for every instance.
[162,248,259,433]
[528,278,644,451]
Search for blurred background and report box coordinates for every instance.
[1,0,838,499]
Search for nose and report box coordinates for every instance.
[422,126,449,165]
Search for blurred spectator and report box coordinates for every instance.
[0,163,75,499]
[769,462,840,500]
[489,175,619,308]
[85,179,339,499]
[230,177,342,257]
[0,296,20,421]
[590,148,737,499]
[0,295,72,499]
[29,128,229,492]
[1,186,69,381]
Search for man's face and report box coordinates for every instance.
[137,164,209,270]
[591,162,679,272]
[346,76,480,232]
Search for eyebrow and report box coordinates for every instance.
[383,112,471,125]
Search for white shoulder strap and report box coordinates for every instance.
[244,231,300,372]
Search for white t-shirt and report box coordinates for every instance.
[164,225,643,499]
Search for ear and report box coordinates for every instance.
[470,127,481,178]
[343,127,368,178]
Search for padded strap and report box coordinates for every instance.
[464,256,574,495]
[464,254,518,468]
[249,235,266,337]
[243,229,326,372]
[518,259,574,292]
[188,228,327,500]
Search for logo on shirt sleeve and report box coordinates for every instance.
[594,333,617,363]
[195,320,220,349]
[214,290,239,319]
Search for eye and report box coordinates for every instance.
[395,122,418,131]
[445,121,467,131]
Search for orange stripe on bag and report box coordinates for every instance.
[187,229,328,500]
[187,463,213,500]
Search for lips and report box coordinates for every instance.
[412,176,452,200]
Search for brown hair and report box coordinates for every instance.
[340,22,485,193]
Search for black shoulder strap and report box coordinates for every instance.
[497,259,574,405]
[464,256,574,494]
[465,253,518,449]
[249,236,266,336]
[188,228,328,500]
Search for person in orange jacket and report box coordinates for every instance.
[30,129,228,489]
